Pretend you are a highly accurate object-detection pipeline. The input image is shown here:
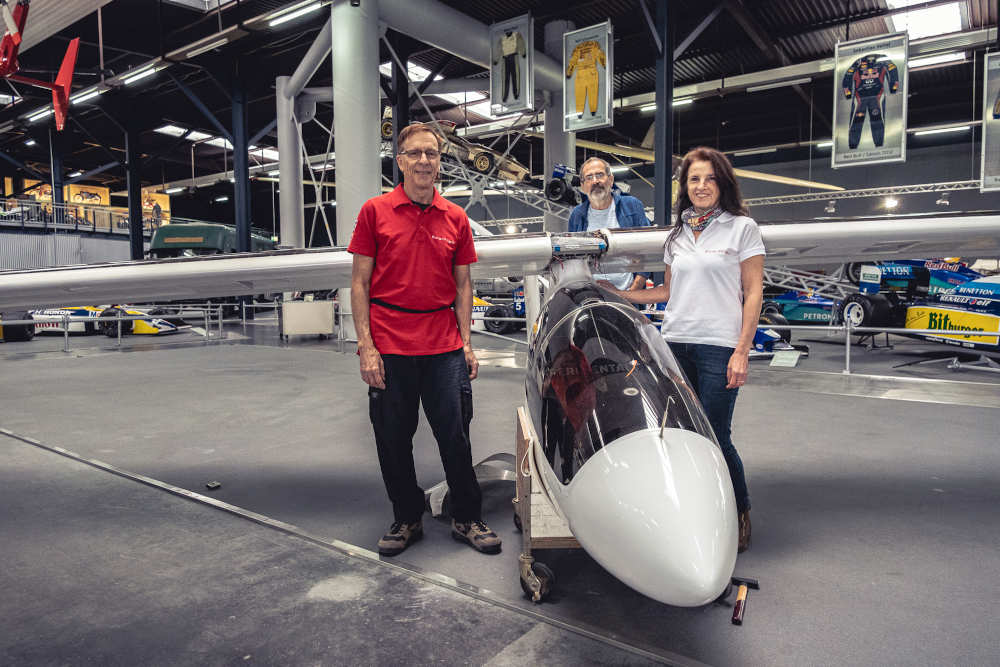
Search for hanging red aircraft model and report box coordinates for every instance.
[0,0,79,131]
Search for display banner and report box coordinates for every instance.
[562,21,613,132]
[490,13,534,116]
[832,32,908,168]
[981,51,1000,192]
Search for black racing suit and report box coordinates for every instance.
[842,53,900,149]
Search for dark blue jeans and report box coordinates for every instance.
[368,348,482,523]
[668,342,750,513]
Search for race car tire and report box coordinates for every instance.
[545,178,568,202]
[472,152,495,174]
[484,305,512,334]
[380,120,394,140]
[761,301,783,318]
[837,293,893,329]
[758,312,791,344]
[100,307,129,337]
[1,311,34,341]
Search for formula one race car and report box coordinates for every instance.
[762,289,838,325]
[30,306,190,337]
[472,287,526,336]
[838,266,1000,351]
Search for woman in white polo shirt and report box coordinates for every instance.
[600,146,764,553]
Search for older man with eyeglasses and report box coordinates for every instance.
[568,157,651,290]
[348,122,501,558]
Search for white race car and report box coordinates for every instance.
[30,305,190,336]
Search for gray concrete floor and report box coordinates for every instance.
[2,320,999,665]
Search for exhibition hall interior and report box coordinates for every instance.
[1,1,999,665]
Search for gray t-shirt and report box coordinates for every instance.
[587,203,634,290]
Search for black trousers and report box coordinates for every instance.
[848,95,885,149]
[368,349,482,523]
[502,53,519,101]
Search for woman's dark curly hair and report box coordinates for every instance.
[666,146,748,253]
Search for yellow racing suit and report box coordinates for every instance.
[566,40,606,116]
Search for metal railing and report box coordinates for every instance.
[2,303,227,352]
[0,198,208,236]
[756,322,1000,375]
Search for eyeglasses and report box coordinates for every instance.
[582,172,609,182]
[398,149,441,160]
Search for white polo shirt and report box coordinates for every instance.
[661,211,765,348]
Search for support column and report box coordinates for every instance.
[333,0,380,339]
[276,76,304,249]
[232,74,251,253]
[48,127,65,208]
[390,33,410,185]
[124,129,143,260]
[543,20,575,234]
[653,2,674,228]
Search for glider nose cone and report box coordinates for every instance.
[562,429,737,607]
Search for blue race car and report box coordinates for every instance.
[762,289,838,324]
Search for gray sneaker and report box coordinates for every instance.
[378,520,423,556]
[451,519,502,554]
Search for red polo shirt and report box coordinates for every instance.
[348,184,477,356]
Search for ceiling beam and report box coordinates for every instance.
[724,0,831,132]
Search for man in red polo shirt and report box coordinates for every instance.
[348,122,501,557]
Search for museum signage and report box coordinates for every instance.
[832,32,908,169]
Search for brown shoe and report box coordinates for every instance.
[738,510,751,553]
[451,519,502,554]
[378,520,423,556]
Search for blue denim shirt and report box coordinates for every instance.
[568,189,651,280]
[567,189,650,233]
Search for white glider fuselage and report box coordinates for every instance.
[525,260,737,606]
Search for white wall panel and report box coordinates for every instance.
[0,232,132,270]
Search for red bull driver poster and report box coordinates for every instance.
[832,32,908,169]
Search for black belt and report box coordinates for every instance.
[371,297,453,314]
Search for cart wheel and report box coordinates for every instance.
[513,511,522,532]
[520,561,555,602]
[472,152,495,174]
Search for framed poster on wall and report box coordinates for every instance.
[832,32,908,168]
[562,21,613,133]
[981,52,1000,192]
[489,14,534,116]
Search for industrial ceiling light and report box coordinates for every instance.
[186,38,229,59]
[122,67,159,86]
[67,171,83,178]
[214,195,229,202]
[70,89,103,105]
[165,186,185,194]
[884,197,899,209]
[268,1,321,27]
[936,192,950,206]
[27,107,52,122]
[24,139,35,146]
[825,200,836,214]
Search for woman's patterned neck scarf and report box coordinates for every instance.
[681,206,723,232]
